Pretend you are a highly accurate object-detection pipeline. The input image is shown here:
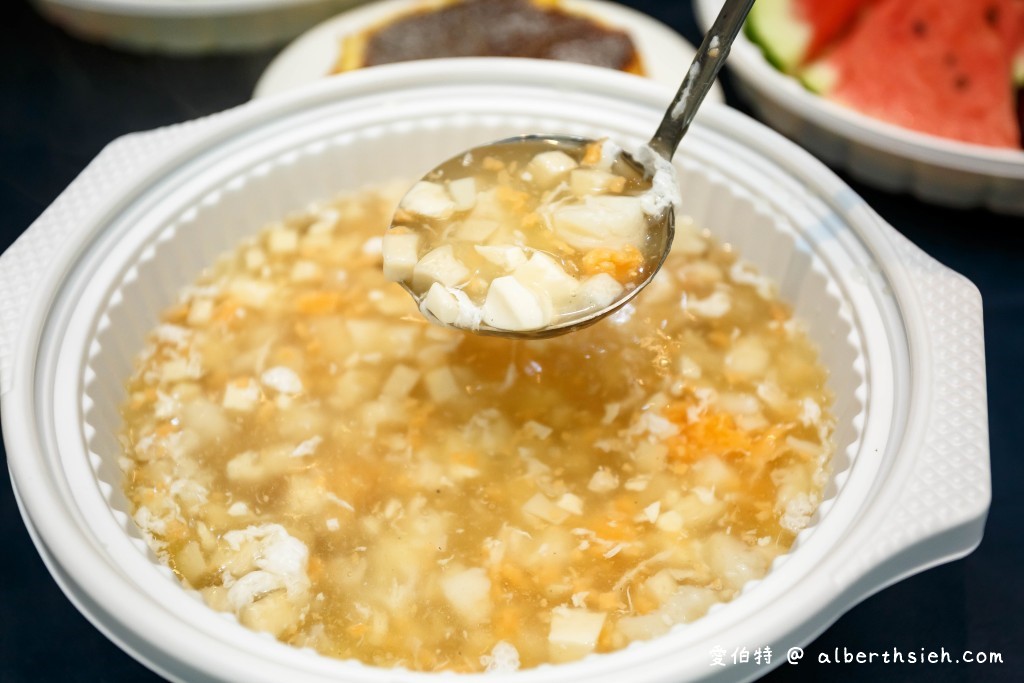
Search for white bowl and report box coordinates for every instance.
[695,0,1024,215]
[0,59,988,682]
[253,0,725,98]
[30,0,366,53]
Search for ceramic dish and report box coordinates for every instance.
[0,59,988,682]
[30,0,364,53]
[695,0,1024,215]
[253,0,723,98]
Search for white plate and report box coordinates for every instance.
[254,0,723,99]
[695,0,1024,214]
[30,0,364,53]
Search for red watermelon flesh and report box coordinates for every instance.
[746,0,877,72]
[802,0,1022,148]
[796,0,878,64]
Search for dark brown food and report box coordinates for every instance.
[344,0,642,73]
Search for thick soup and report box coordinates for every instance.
[121,181,833,673]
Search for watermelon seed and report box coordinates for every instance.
[911,20,927,38]
[954,75,970,92]
[984,6,1000,28]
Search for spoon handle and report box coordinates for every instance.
[647,0,756,160]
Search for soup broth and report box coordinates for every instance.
[120,181,833,673]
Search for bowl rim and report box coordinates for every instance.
[0,58,989,683]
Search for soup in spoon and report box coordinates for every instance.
[382,137,678,336]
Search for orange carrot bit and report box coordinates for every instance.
[581,245,644,283]
[212,298,243,323]
[582,142,603,166]
[521,212,542,230]
[592,519,633,542]
[482,156,506,172]
[598,624,617,650]
[162,303,190,324]
[255,401,275,422]
[493,606,525,640]
[496,185,530,213]
[450,451,479,468]
[707,330,733,349]
[155,422,177,437]
[596,591,624,611]
[294,290,342,316]
[273,346,300,364]
[769,301,791,323]
[612,494,640,515]
[499,563,531,590]
[307,555,324,581]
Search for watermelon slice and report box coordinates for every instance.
[745,0,877,72]
[800,0,1022,148]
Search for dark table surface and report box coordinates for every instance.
[1,1,1021,681]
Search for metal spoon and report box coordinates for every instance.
[386,0,755,339]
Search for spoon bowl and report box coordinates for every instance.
[398,134,677,339]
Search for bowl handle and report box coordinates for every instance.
[828,217,990,605]
[0,124,201,395]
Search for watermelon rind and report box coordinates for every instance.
[745,0,811,73]
[799,61,836,94]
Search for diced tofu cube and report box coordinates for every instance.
[228,277,275,308]
[228,501,250,516]
[685,290,731,319]
[588,467,619,493]
[382,231,421,282]
[290,260,322,283]
[422,282,460,325]
[226,450,262,482]
[187,298,214,326]
[656,509,684,532]
[483,276,553,332]
[267,227,298,254]
[421,283,482,329]
[441,567,492,624]
[556,493,584,516]
[424,366,462,403]
[724,337,770,379]
[447,177,478,211]
[577,273,625,310]
[474,245,527,271]
[703,532,769,591]
[223,378,261,411]
[244,247,266,270]
[522,492,570,524]
[548,607,606,661]
[362,236,383,256]
[381,364,421,398]
[261,366,303,395]
[569,169,626,196]
[238,589,303,637]
[454,219,500,242]
[412,245,471,291]
[551,195,646,251]
[400,181,456,219]
[527,151,578,188]
[523,420,553,439]
[513,253,579,309]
